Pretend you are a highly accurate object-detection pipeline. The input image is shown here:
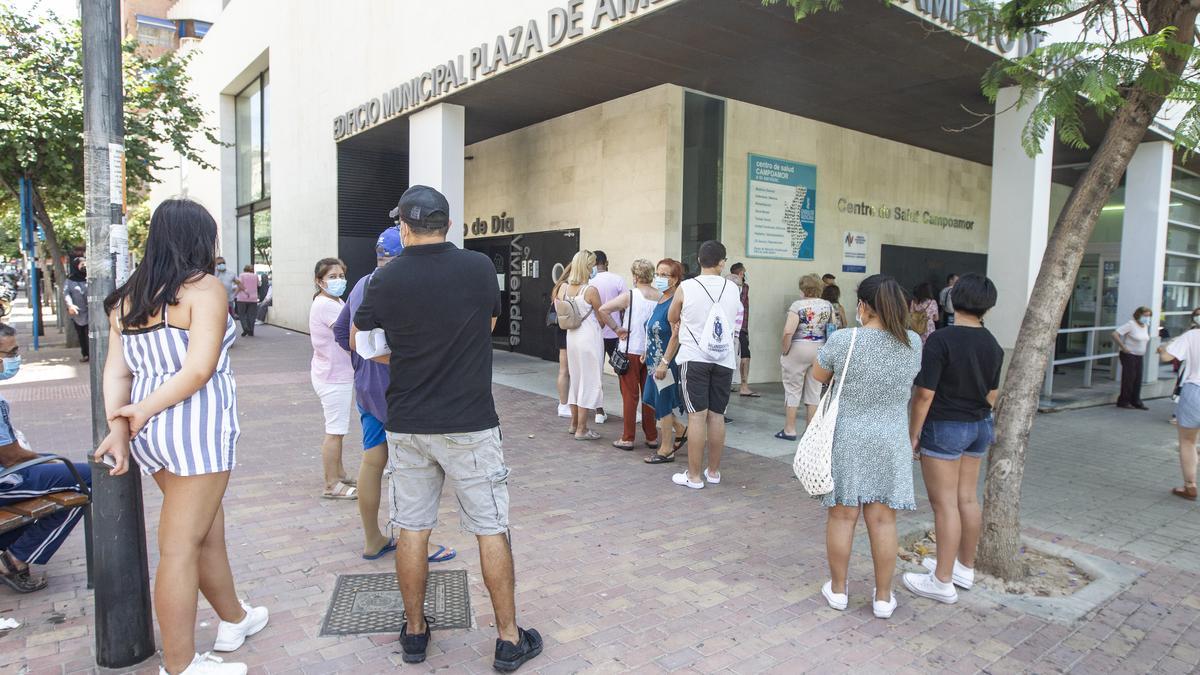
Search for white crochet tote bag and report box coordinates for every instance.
[793,328,858,496]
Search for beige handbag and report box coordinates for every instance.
[793,328,858,496]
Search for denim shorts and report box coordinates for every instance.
[1177,383,1200,428]
[919,418,994,460]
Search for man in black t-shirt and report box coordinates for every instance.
[354,185,542,671]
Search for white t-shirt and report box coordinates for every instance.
[676,275,745,369]
[1167,330,1200,386]
[1116,319,1151,356]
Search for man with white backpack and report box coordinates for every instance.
[655,240,744,490]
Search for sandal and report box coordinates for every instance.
[612,440,635,451]
[322,481,358,500]
[1172,484,1198,501]
[363,538,397,561]
[774,430,798,441]
[0,551,47,594]
[574,430,601,441]
[646,440,661,450]
[428,545,457,563]
[644,451,676,464]
[672,427,688,452]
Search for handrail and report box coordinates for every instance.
[1042,325,1122,403]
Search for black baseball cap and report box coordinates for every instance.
[390,185,450,228]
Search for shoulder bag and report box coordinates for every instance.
[793,328,858,496]
[554,286,592,330]
[609,290,632,375]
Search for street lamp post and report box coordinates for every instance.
[81,0,156,667]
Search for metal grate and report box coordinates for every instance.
[319,571,472,636]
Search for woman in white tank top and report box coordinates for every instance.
[601,259,663,450]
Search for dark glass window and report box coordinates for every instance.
[236,71,270,271]
[680,92,725,277]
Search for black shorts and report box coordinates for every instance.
[604,337,619,357]
[680,361,734,415]
[738,330,750,359]
[556,327,568,350]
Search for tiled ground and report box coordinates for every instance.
[1,311,1199,674]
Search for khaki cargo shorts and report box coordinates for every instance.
[385,426,511,535]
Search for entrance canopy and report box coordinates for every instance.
[341,0,1181,170]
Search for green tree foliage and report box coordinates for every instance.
[0,3,218,283]
[770,0,1198,580]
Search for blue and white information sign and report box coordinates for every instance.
[842,231,867,273]
[745,154,817,260]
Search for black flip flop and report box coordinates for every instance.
[0,551,47,594]
[672,428,688,452]
[774,430,797,441]
[644,451,676,464]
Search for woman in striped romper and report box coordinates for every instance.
[95,200,268,675]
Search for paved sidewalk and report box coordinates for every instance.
[1,318,1199,674]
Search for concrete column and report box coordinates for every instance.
[1117,141,1173,383]
[409,103,465,247]
[986,86,1054,350]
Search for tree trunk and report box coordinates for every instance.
[976,4,1198,580]
[28,185,74,344]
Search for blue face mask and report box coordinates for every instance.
[1139,316,1151,326]
[325,278,347,297]
[590,266,598,279]
[652,276,670,292]
[216,264,227,272]
[0,356,20,380]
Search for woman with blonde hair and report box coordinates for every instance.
[550,264,573,419]
[604,258,662,450]
[776,274,834,441]
[556,250,615,440]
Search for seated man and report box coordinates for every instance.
[0,323,91,593]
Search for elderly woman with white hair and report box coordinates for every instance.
[603,258,662,450]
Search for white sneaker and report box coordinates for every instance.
[212,601,269,652]
[872,589,898,619]
[595,412,608,424]
[902,571,958,604]
[821,580,848,610]
[671,472,704,489]
[704,469,721,484]
[921,557,975,590]
[160,653,247,675]
[557,404,571,418]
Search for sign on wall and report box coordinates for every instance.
[842,231,867,273]
[745,154,817,261]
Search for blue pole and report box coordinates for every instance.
[18,178,39,350]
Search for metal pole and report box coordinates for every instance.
[19,180,41,349]
[1083,331,1095,388]
[82,0,155,668]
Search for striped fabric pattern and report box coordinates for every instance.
[122,306,240,476]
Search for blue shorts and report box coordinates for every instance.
[359,406,387,450]
[1177,383,1200,429]
[919,418,993,460]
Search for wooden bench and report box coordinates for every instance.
[0,455,91,536]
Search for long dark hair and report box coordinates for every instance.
[858,274,912,344]
[913,282,934,303]
[104,199,218,327]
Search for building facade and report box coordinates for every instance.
[150,0,1198,386]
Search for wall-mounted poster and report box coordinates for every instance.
[745,154,817,260]
[842,231,867,273]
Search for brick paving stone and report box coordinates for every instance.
[4,317,1200,674]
